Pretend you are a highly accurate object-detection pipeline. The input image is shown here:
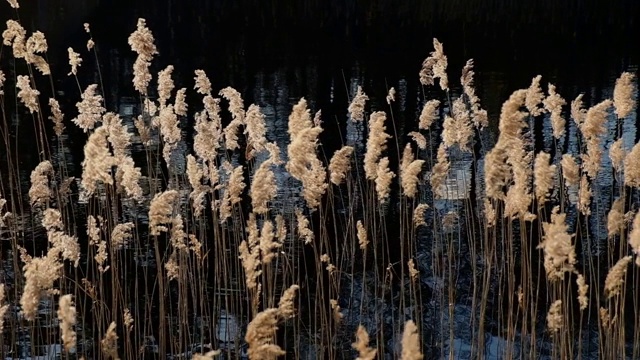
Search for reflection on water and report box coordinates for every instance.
[0,0,639,358]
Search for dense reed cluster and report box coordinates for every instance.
[0,0,639,359]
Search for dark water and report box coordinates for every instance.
[1,1,639,358]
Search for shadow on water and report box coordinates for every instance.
[0,0,639,358]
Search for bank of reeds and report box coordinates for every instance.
[0,1,638,359]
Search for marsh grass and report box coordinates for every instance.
[0,1,639,359]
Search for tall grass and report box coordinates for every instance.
[0,1,639,359]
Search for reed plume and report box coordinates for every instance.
[73,84,106,132]
[607,197,625,238]
[400,144,424,198]
[547,300,563,333]
[534,151,556,204]
[101,321,120,360]
[250,159,278,214]
[57,294,77,352]
[613,72,636,119]
[0,284,8,334]
[578,175,592,215]
[419,38,448,91]
[561,154,580,187]
[67,47,82,75]
[408,131,427,150]
[29,160,53,207]
[353,325,377,360]
[329,146,354,185]
[430,143,450,198]
[128,18,158,95]
[629,211,640,265]
[81,126,117,198]
[460,59,488,129]
[295,208,314,245]
[219,162,245,221]
[537,207,576,281]
[48,98,65,136]
[246,285,299,359]
[375,157,395,203]
[15,75,39,113]
[400,320,423,360]
[543,83,567,139]
[413,204,428,227]
[0,70,5,94]
[576,273,589,310]
[244,104,268,157]
[610,138,626,172]
[149,190,179,235]
[364,111,391,180]
[239,214,262,290]
[580,99,611,178]
[357,220,369,249]
[525,75,545,117]
[604,256,632,299]
[348,86,369,122]
[624,142,640,188]
[194,69,212,95]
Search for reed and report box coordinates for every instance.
[0,1,638,359]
